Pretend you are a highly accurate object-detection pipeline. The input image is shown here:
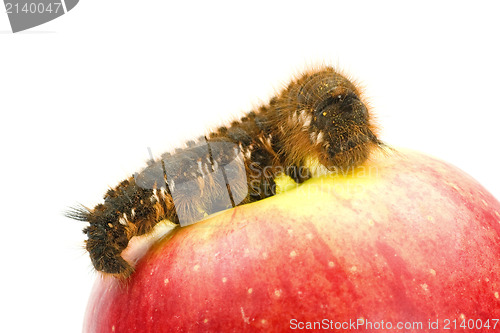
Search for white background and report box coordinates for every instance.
[1,1,499,332]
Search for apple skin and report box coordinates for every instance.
[84,150,500,332]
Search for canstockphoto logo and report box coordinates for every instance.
[4,0,78,32]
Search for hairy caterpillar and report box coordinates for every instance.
[66,66,384,279]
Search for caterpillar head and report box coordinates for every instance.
[278,67,382,172]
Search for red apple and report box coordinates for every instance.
[84,150,500,332]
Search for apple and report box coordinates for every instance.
[83,149,500,332]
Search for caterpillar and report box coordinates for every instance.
[66,66,384,279]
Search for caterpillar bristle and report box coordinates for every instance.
[65,204,91,222]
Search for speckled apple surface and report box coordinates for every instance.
[84,150,500,332]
